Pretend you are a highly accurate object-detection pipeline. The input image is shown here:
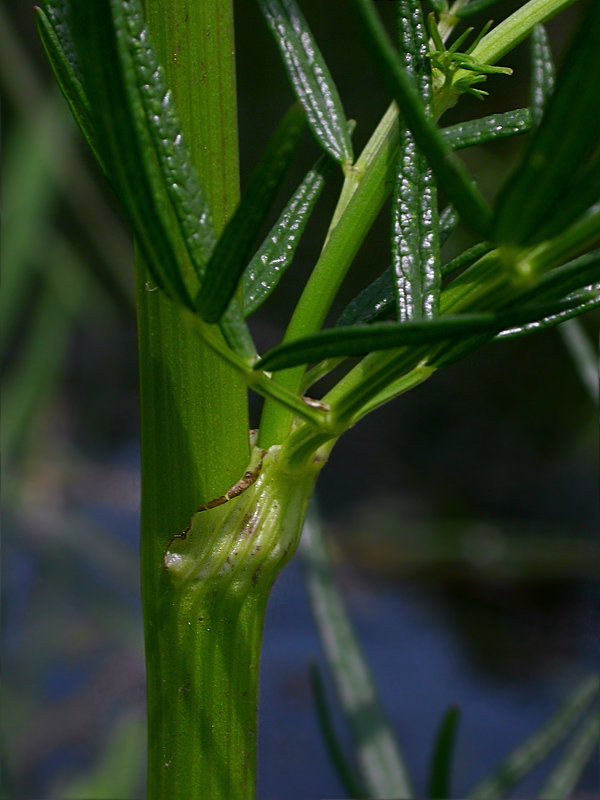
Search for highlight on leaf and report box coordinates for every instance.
[242,153,332,317]
[258,0,353,167]
[196,103,307,324]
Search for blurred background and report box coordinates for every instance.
[1,0,598,797]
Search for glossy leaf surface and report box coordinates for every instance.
[336,269,395,327]
[35,8,107,175]
[497,283,600,340]
[391,0,440,322]
[530,25,555,127]
[258,0,353,166]
[196,104,307,323]
[70,0,192,306]
[242,154,331,317]
[350,0,492,238]
[442,109,531,151]
[257,295,591,371]
[39,0,82,79]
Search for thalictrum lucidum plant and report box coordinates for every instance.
[35,0,599,796]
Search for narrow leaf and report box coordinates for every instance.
[38,0,82,80]
[511,248,600,309]
[530,25,555,128]
[35,8,107,175]
[257,295,591,371]
[336,269,395,327]
[397,0,432,103]
[349,0,492,238]
[537,712,600,799]
[439,203,460,245]
[392,126,441,320]
[242,154,331,316]
[428,706,461,800]
[258,0,353,166]
[196,104,307,323]
[456,0,505,19]
[442,109,531,151]
[122,1,218,275]
[392,1,440,322]
[335,242,493,329]
[497,283,600,341]
[468,674,599,799]
[219,302,258,359]
[441,242,493,278]
[308,662,366,799]
[70,0,192,306]
[112,0,255,354]
[300,503,414,798]
[493,1,600,246]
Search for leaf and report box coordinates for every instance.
[258,0,353,166]
[122,3,218,276]
[336,269,395,327]
[35,8,107,175]
[110,0,256,354]
[441,242,493,278]
[257,295,591,371]
[392,127,441,320]
[308,662,366,800]
[335,242,492,329]
[537,712,600,800]
[300,502,414,798]
[468,674,599,799]
[493,1,600,246]
[427,705,461,800]
[496,283,600,341]
[392,1,441,322]
[196,103,307,324]
[439,203,460,245]
[70,0,193,306]
[349,0,492,238]
[434,252,600,367]
[442,109,531,151]
[530,25,555,128]
[456,0,505,19]
[397,0,432,103]
[511,248,600,308]
[219,302,258,359]
[242,154,331,317]
[38,0,82,80]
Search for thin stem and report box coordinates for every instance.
[258,102,401,447]
[182,310,331,430]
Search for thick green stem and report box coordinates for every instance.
[137,0,252,796]
[153,446,322,797]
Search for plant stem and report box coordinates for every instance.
[160,446,322,797]
[137,0,252,795]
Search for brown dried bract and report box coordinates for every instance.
[301,395,330,411]
[163,450,267,565]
